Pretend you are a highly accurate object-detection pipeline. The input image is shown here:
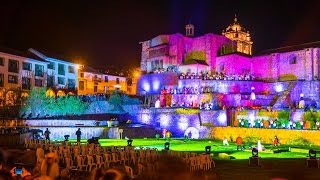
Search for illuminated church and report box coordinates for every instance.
[138,16,320,109]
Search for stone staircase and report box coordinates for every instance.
[271,81,297,108]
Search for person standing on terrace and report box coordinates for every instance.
[236,135,243,151]
[76,128,81,144]
[44,128,50,143]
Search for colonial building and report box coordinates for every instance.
[0,47,81,108]
[222,15,253,55]
[78,66,127,95]
[0,47,49,106]
[28,48,79,95]
[137,16,320,109]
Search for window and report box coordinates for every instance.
[0,57,4,66]
[151,59,163,70]
[219,63,225,71]
[22,77,31,90]
[116,78,120,84]
[8,59,19,73]
[58,77,65,85]
[35,79,43,87]
[47,62,55,70]
[47,75,55,88]
[67,79,76,90]
[0,74,3,87]
[80,73,84,78]
[79,81,84,91]
[104,76,108,82]
[8,75,18,84]
[35,64,44,77]
[68,66,75,73]
[94,83,98,92]
[22,62,32,71]
[58,64,65,75]
[289,55,297,64]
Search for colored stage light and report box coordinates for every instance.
[141,113,151,124]
[160,114,171,127]
[143,81,150,92]
[178,117,189,130]
[218,113,227,124]
[184,127,200,139]
[153,79,160,91]
[275,84,284,92]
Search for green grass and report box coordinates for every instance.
[55,138,314,160]
[97,138,311,160]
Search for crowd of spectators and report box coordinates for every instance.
[0,144,217,180]
[179,71,255,81]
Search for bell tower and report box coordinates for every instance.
[185,24,195,37]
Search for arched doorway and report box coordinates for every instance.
[57,90,66,96]
[46,89,56,97]
[5,91,17,106]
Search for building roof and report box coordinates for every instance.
[81,66,103,74]
[0,46,46,62]
[28,48,76,63]
[258,41,320,55]
[182,59,209,66]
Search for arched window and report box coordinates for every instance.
[289,54,297,64]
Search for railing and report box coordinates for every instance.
[92,77,102,82]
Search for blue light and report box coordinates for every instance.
[160,114,171,127]
[143,81,150,92]
[153,79,160,91]
[178,117,189,130]
[275,84,284,92]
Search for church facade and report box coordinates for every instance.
[138,16,320,108]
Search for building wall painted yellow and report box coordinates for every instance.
[78,71,128,95]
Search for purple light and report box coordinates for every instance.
[152,79,160,91]
[160,114,170,127]
[143,81,150,92]
[141,113,151,124]
[218,113,227,124]
[178,117,189,130]
[275,84,284,92]
[184,127,200,139]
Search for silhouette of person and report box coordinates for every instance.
[76,128,81,143]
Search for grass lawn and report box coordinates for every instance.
[67,138,314,160]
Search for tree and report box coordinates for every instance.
[108,91,123,112]
[21,87,88,117]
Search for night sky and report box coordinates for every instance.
[0,0,320,71]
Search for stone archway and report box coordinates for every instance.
[184,127,200,139]
[46,89,56,97]
[0,89,5,107]
[5,90,17,106]
[57,90,66,96]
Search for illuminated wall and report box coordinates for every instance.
[216,54,251,74]
[133,108,227,138]
[137,73,178,95]
[78,70,127,95]
[26,119,107,139]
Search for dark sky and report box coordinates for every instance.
[0,0,320,70]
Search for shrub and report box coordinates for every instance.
[244,136,260,144]
[287,137,312,146]
[278,110,289,120]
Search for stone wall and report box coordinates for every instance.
[132,108,227,138]
[216,54,251,74]
[212,127,320,145]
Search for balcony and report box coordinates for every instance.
[92,77,102,82]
